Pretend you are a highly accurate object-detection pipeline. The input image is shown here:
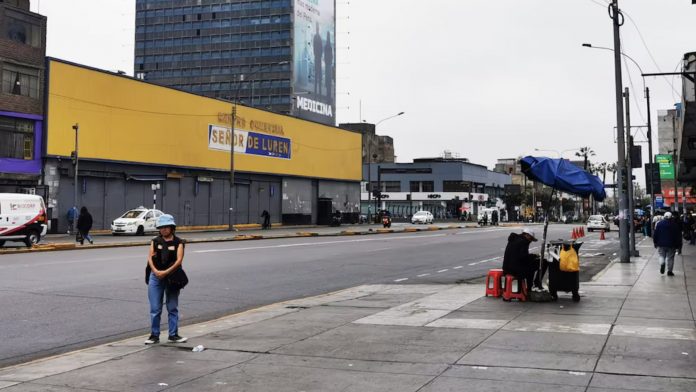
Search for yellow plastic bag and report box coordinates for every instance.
[559,247,579,272]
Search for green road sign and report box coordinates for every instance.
[655,154,674,180]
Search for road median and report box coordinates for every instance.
[0,224,474,255]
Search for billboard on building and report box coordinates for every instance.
[292,0,335,126]
[45,60,360,181]
[655,154,674,180]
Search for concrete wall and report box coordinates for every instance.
[658,109,678,155]
[46,158,359,231]
[46,159,285,232]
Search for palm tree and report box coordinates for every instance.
[595,162,608,184]
[575,147,596,171]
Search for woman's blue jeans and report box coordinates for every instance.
[148,272,180,337]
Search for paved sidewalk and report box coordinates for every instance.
[1,240,693,391]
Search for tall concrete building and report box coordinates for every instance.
[339,122,396,164]
[0,0,46,194]
[658,108,680,155]
[134,0,336,125]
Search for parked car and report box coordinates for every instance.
[0,193,48,247]
[111,207,164,235]
[411,211,434,224]
[586,215,610,232]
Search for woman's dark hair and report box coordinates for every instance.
[80,207,88,214]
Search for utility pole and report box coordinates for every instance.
[228,103,237,231]
[72,123,79,234]
[376,165,382,214]
[673,115,679,214]
[645,87,655,220]
[611,0,630,263]
[366,137,372,223]
[625,88,638,256]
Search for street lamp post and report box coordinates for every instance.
[228,61,288,231]
[366,111,404,223]
[624,87,639,256]
[609,0,630,263]
[72,123,79,234]
[582,43,656,219]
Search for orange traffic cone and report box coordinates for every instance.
[581,227,585,237]
[571,228,577,239]
[600,229,606,240]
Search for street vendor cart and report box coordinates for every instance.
[546,240,582,301]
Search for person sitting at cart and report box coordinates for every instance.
[502,228,547,290]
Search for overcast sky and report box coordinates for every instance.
[31,0,696,181]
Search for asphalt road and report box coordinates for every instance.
[0,224,623,368]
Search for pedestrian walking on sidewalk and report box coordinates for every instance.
[66,206,77,235]
[261,210,271,230]
[684,212,695,245]
[145,214,188,345]
[653,211,681,276]
[76,207,93,245]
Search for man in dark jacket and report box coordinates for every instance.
[76,206,94,245]
[653,211,681,276]
[503,229,544,289]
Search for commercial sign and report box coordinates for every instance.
[292,0,335,125]
[655,154,674,180]
[208,125,291,160]
[45,60,360,181]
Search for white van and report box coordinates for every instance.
[0,193,48,247]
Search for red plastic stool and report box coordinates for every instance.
[485,269,505,297]
[502,275,527,302]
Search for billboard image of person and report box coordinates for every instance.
[293,0,335,126]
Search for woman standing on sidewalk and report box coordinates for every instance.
[145,214,187,345]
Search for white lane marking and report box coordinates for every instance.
[0,255,143,269]
[456,228,512,235]
[194,233,448,253]
[394,278,409,282]
[468,256,502,266]
[417,273,431,277]
[453,266,463,269]
[437,269,449,273]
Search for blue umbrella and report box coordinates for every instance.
[519,156,607,290]
[520,156,606,201]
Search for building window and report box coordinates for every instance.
[0,115,34,160]
[443,181,471,192]
[5,15,42,48]
[2,64,40,99]
[410,181,434,192]
[369,181,401,192]
[384,181,401,192]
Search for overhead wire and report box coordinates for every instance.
[619,31,645,124]
[622,10,680,97]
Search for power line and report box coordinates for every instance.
[619,32,645,124]
[587,0,609,8]
[622,10,680,97]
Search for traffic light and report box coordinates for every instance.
[70,151,77,166]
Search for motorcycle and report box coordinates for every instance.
[330,212,342,227]
[382,215,392,228]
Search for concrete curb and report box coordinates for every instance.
[0,225,471,255]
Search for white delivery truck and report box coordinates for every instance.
[0,193,48,247]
